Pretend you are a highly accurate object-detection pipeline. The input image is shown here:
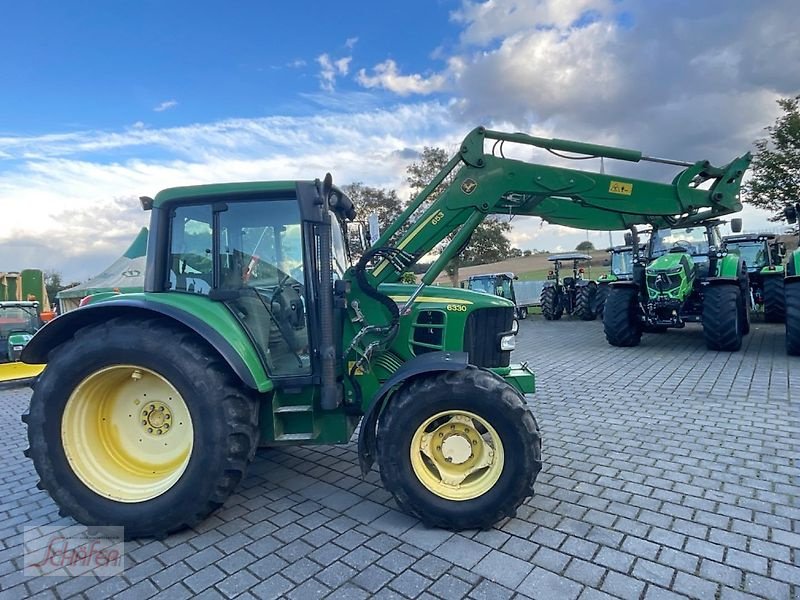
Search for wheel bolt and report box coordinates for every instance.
[157,430,163,435]
[436,446,441,450]
[142,420,147,425]
[158,406,164,411]
[165,414,170,419]
[445,457,452,462]
[472,440,478,445]
[147,428,153,433]
[150,405,155,410]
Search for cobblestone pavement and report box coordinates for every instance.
[0,320,798,599]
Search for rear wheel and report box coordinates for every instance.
[763,276,786,323]
[702,285,743,351]
[603,287,642,346]
[377,367,542,530]
[786,280,800,355]
[540,286,563,320]
[23,318,259,539]
[574,284,597,321]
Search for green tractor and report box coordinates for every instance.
[593,244,638,318]
[21,127,749,538]
[723,233,786,322]
[0,301,42,362]
[465,272,528,319]
[540,253,596,320]
[604,219,750,351]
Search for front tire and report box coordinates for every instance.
[574,284,597,321]
[23,317,259,539]
[763,276,786,323]
[702,285,743,351]
[540,286,563,320]
[786,280,800,355]
[603,287,642,347]
[377,367,542,530]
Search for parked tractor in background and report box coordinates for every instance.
[465,272,528,319]
[604,219,750,351]
[593,244,639,318]
[540,253,596,320]
[21,126,749,539]
[0,302,42,362]
[780,202,800,355]
[723,233,786,322]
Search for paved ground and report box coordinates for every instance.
[0,319,798,599]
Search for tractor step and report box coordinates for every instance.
[274,405,313,414]
[275,432,316,442]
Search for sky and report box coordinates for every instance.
[1,0,799,281]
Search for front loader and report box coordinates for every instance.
[21,127,749,539]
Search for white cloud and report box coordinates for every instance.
[317,53,353,92]
[345,37,359,50]
[153,99,178,112]
[357,60,448,96]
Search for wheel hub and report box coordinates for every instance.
[142,402,172,436]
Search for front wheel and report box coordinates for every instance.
[23,317,259,539]
[786,280,800,355]
[763,276,786,323]
[603,287,642,347]
[593,284,609,320]
[702,285,743,351]
[377,367,542,530]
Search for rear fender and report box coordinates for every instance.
[357,351,469,476]
[21,299,269,391]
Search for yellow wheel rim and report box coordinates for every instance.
[409,410,504,501]
[61,365,193,503]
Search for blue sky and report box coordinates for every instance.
[1,0,798,280]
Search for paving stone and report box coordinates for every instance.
[471,550,533,589]
[518,567,583,600]
[389,570,432,598]
[428,573,473,599]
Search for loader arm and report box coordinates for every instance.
[369,127,751,286]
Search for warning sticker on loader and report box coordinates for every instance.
[609,181,633,196]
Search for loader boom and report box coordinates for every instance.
[370,127,751,286]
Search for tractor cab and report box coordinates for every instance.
[724,233,787,321]
[465,272,527,319]
[0,301,41,362]
[723,233,784,273]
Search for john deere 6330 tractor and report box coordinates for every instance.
[22,127,749,538]
[603,219,751,350]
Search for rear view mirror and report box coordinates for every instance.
[730,218,742,233]
[346,221,369,256]
[624,232,633,246]
[785,204,798,225]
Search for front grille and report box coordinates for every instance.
[464,307,514,368]
[647,273,682,293]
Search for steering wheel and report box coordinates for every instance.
[670,240,693,253]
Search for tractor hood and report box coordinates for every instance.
[646,252,693,274]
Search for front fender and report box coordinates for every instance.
[357,351,469,476]
[21,296,271,392]
[715,253,742,279]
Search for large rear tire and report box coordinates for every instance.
[377,367,542,530]
[702,285,743,351]
[574,284,597,321]
[763,276,786,323]
[540,286,563,320]
[602,287,642,347]
[786,280,800,356]
[23,317,259,539]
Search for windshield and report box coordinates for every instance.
[611,251,633,276]
[0,306,38,337]
[727,242,767,269]
[651,227,709,258]
[468,277,494,294]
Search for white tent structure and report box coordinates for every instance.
[57,228,148,313]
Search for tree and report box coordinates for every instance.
[576,241,595,252]
[744,95,800,220]
[405,147,514,284]
[341,182,403,235]
[523,249,533,257]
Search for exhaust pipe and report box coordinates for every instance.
[318,175,342,410]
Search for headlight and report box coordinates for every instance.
[511,319,520,334]
[500,334,516,351]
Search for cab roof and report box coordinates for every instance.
[547,253,592,262]
[153,181,302,207]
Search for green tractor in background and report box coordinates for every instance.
[593,244,639,318]
[723,233,786,322]
[465,272,528,320]
[604,219,750,351]
[20,126,749,538]
[540,253,596,320]
[0,301,42,362]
